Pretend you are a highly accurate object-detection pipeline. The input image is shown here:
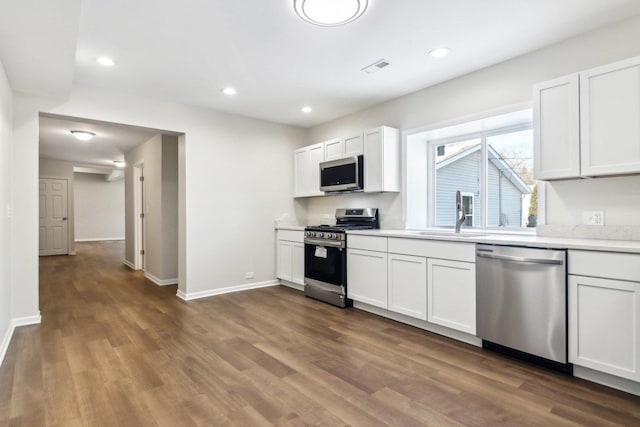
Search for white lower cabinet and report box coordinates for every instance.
[569,275,640,381]
[387,254,427,320]
[427,258,476,335]
[276,230,305,286]
[347,248,388,308]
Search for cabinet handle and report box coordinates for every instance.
[476,252,563,265]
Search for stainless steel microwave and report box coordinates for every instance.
[319,155,364,192]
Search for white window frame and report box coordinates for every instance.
[461,192,475,227]
[427,123,532,230]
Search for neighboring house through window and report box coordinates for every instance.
[406,108,536,231]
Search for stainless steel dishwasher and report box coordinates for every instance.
[476,244,569,371]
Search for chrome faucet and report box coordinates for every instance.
[455,190,466,233]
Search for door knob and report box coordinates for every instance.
[62,217,68,221]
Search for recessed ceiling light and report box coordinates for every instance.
[96,56,116,67]
[114,160,126,168]
[294,0,368,27]
[70,130,96,141]
[301,106,313,113]
[222,87,237,96]
[429,47,450,58]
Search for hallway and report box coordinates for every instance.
[0,242,639,426]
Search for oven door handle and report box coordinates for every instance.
[304,238,345,248]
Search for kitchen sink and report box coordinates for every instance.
[408,230,488,238]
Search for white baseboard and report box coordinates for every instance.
[123,260,136,270]
[144,272,178,286]
[177,279,279,301]
[573,365,640,396]
[353,301,482,347]
[75,238,125,242]
[0,313,42,368]
[279,280,304,292]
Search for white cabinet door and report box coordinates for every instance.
[344,134,363,157]
[569,275,640,381]
[308,143,325,196]
[292,242,305,285]
[533,74,580,180]
[324,138,344,161]
[388,254,427,320]
[364,126,400,193]
[580,56,640,176]
[347,249,388,308]
[277,240,293,282]
[294,148,309,197]
[294,143,325,197]
[427,259,476,335]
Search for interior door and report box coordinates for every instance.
[39,178,68,256]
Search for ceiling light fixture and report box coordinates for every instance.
[114,160,126,167]
[429,47,450,58]
[301,106,312,113]
[70,130,96,141]
[222,87,237,96]
[294,0,368,27]
[96,56,116,67]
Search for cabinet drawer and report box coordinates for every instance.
[569,250,640,282]
[348,235,387,252]
[388,238,475,262]
[277,230,304,243]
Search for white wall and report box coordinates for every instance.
[74,172,124,241]
[160,135,179,280]
[0,58,13,358]
[39,158,75,253]
[306,15,640,231]
[11,84,307,318]
[124,133,178,282]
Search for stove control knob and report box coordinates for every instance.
[318,232,324,238]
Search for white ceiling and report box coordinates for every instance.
[39,115,162,168]
[2,1,640,133]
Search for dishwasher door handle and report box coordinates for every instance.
[476,251,564,265]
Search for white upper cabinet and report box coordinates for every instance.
[323,138,344,161]
[580,56,640,176]
[533,74,580,180]
[344,134,364,157]
[323,135,364,161]
[293,125,398,197]
[534,55,640,180]
[294,142,324,198]
[364,126,400,192]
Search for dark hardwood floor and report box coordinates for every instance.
[1,241,639,425]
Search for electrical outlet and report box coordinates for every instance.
[6,205,12,218]
[245,272,254,280]
[583,210,604,226]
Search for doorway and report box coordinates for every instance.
[39,178,69,256]
[134,162,145,270]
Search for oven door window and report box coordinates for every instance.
[304,243,345,287]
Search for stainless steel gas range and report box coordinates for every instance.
[304,208,379,307]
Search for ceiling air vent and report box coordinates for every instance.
[362,59,390,74]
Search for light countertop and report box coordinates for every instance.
[347,229,640,254]
[275,224,306,231]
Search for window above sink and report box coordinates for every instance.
[406,107,538,233]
